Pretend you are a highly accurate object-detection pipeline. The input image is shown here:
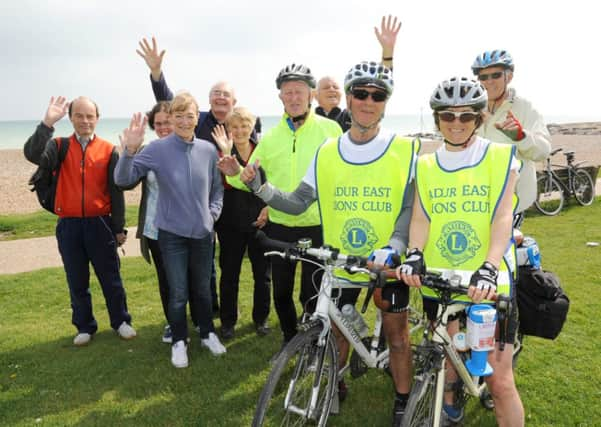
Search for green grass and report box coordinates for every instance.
[0,205,139,241]
[1,199,600,426]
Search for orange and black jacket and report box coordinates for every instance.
[24,122,125,233]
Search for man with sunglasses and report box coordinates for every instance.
[472,50,551,226]
[219,60,419,426]
[314,15,401,131]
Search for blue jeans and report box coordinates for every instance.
[158,229,215,343]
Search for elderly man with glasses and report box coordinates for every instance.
[471,50,551,226]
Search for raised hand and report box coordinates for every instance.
[494,110,525,141]
[375,15,401,63]
[211,124,233,155]
[119,113,147,155]
[43,96,69,128]
[136,36,165,81]
[241,159,259,184]
[217,155,242,176]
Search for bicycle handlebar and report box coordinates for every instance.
[256,230,403,311]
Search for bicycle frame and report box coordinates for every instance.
[423,301,489,426]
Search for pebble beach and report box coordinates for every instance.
[1,122,599,216]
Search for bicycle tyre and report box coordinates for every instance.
[253,325,337,427]
[401,369,440,427]
[572,169,595,206]
[534,174,564,215]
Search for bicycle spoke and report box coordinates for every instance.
[253,327,337,426]
[572,169,595,206]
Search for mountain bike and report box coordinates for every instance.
[400,272,516,427]
[251,232,423,426]
[535,147,595,215]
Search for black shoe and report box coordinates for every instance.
[255,321,271,336]
[392,397,406,427]
[221,326,235,341]
[338,379,348,403]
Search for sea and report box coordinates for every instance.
[0,113,596,150]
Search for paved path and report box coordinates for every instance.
[0,227,141,275]
[1,177,599,275]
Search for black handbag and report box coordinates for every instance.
[516,266,569,339]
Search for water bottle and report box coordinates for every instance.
[341,304,369,338]
[452,332,469,352]
[465,304,497,377]
[516,236,541,269]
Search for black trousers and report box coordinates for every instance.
[217,227,271,329]
[265,222,323,342]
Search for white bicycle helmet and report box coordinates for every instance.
[471,50,515,74]
[344,61,394,95]
[276,63,316,89]
[429,77,488,111]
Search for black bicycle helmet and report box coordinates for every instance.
[276,63,316,89]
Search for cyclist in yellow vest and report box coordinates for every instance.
[222,63,342,353]
[220,61,418,427]
[398,77,523,427]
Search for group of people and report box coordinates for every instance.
[24,13,551,427]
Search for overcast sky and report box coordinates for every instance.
[1,0,598,121]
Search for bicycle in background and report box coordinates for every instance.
[535,147,595,215]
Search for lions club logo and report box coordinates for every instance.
[436,221,481,266]
[340,218,378,255]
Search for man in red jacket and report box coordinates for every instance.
[24,96,135,346]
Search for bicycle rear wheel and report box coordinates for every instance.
[253,325,337,427]
[534,174,564,215]
[572,169,595,206]
[401,369,440,427]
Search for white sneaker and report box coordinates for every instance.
[117,322,137,340]
[73,333,92,346]
[171,340,189,368]
[201,332,227,356]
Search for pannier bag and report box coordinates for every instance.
[517,266,569,339]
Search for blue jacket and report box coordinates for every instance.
[115,133,223,239]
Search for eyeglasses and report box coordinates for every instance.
[478,71,504,81]
[437,111,480,123]
[211,90,232,99]
[350,88,388,102]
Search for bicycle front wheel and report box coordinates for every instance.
[572,169,595,206]
[401,369,440,427]
[253,325,337,427]
[534,174,564,215]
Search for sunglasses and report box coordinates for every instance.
[350,88,388,102]
[437,111,480,123]
[478,71,504,81]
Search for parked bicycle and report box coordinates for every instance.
[535,147,595,215]
[252,232,423,427]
